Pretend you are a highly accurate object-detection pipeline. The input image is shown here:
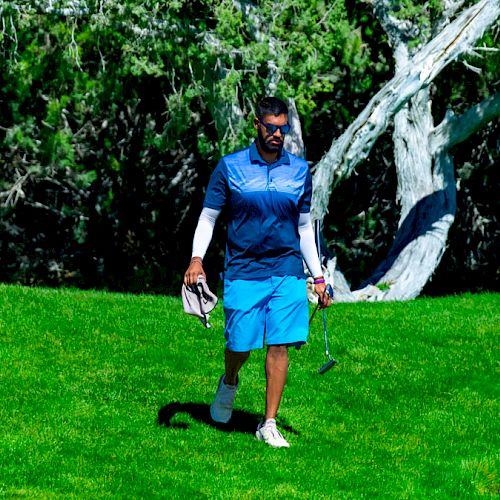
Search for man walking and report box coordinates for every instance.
[184,96,331,448]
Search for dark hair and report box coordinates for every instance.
[256,96,288,119]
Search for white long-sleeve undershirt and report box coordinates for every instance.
[191,207,220,259]
[191,208,323,278]
[298,212,323,278]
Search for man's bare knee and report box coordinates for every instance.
[267,345,288,358]
[226,349,250,362]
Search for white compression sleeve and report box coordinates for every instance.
[191,207,221,259]
[298,212,323,278]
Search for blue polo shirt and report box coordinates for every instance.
[204,141,312,280]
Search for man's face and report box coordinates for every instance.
[255,113,288,154]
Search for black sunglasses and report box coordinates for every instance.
[258,120,291,135]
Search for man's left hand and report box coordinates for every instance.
[315,282,333,308]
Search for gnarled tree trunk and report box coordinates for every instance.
[311,0,500,301]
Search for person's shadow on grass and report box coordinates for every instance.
[158,402,299,436]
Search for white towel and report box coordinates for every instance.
[181,276,218,328]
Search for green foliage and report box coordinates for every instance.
[449,24,500,106]
[376,281,391,291]
[389,0,445,48]
[1,0,374,291]
[0,284,499,496]
[0,0,498,294]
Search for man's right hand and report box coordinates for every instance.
[184,257,206,286]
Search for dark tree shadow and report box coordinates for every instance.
[358,188,456,288]
[158,402,299,436]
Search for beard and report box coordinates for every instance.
[257,127,284,154]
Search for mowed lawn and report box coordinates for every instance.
[0,284,498,498]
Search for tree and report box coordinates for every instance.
[310,0,500,301]
[0,0,217,290]
[0,0,498,296]
[0,0,368,290]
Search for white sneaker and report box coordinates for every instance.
[256,419,290,448]
[210,375,238,423]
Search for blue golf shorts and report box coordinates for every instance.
[223,275,309,352]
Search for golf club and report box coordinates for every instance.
[313,219,337,375]
[317,284,336,374]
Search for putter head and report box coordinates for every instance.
[318,358,336,375]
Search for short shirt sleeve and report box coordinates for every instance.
[203,159,228,211]
[298,167,312,213]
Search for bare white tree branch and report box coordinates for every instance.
[431,91,500,154]
[311,0,500,222]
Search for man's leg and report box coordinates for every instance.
[255,344,290,448]
[210,349,250,423]
[264,345,288,420]
[224,348,250,385]
[263,276,307,422]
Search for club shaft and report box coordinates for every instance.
[322,308,330,356]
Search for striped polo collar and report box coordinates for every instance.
[249,141,291,167]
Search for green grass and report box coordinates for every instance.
[0,284,499,498]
